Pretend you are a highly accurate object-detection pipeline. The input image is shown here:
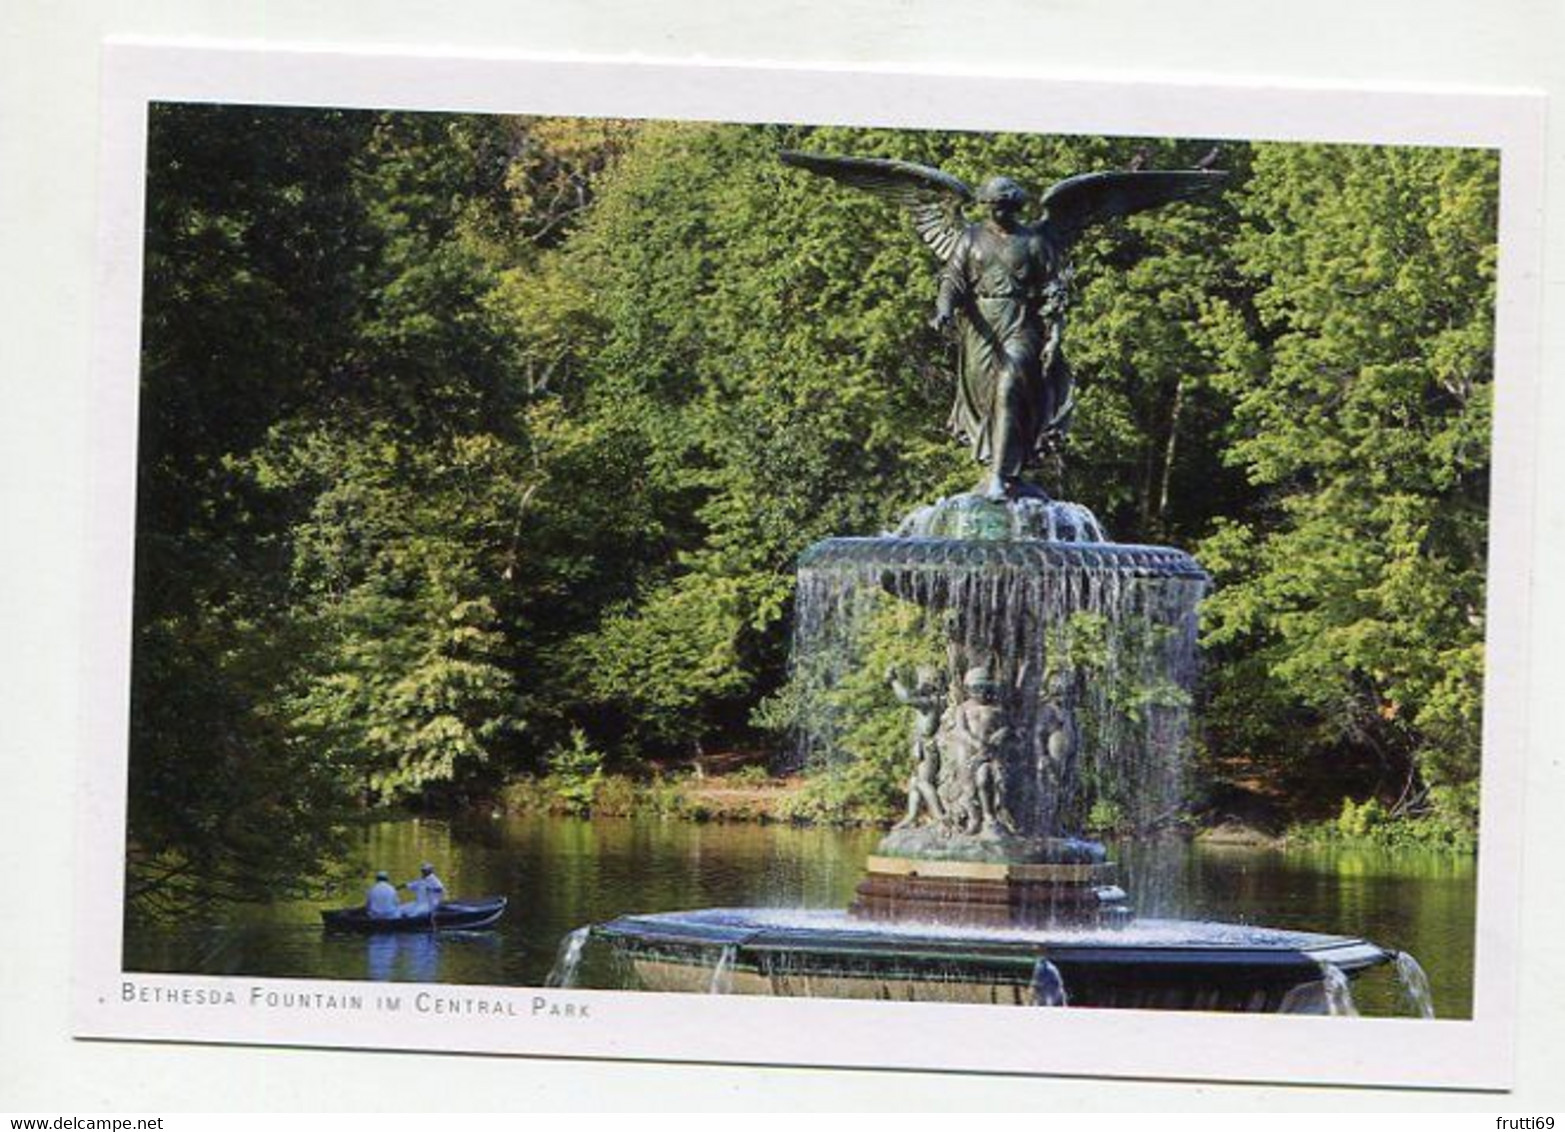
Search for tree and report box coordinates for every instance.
[130,104,377,909]
[1198,142,1496,824]
[129,109,634,902]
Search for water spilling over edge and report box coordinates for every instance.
[787,492,1207,844]
[546,926,591,988]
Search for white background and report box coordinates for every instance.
[3,0,1563,1113]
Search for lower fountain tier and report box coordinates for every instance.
[850,853,1129,928]
[592,908,1391,1013]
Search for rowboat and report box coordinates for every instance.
[321,896,508,933]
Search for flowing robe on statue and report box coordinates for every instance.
[939,223,1073,479]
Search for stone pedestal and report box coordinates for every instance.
[850,854,1129,928]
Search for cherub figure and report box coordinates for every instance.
[887,664,948,829]
[1039,669,1079,782]
[944,665,1017,835]
[1037,668,1081,822]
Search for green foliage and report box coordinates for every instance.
[545,728,607,814]
[129,105,376,910]
[1199,144,1496,816]
[776,773,894,826]
[1336,795,1390,839]
[553,122,961,753]
[775,597,951,825]
[496,776,553,815]
[496,769,799,821]
[588,774,642,817]
[498,769,683,818]
[640,774,696,818]
[128,109,633,908]
[129,108,1496,912]
[1287,793,1478,854]
[1085,798,1125,835]
[253,422,531,803]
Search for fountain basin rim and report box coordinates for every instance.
[592,909,1390,976]
[797,536,1210,581]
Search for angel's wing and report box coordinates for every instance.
[1036,169,1228,248]
[779,151,973,261]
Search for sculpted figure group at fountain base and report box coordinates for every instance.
[862,657,1117,924]
[887,665,1015,839]
[880,661,1101,866]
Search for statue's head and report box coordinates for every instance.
[913,665,945,693]
[976,176,1027,214]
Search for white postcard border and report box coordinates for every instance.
[75,40,1547,1090]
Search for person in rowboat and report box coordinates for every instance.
[400,862,447,918]
[365,870,401,920]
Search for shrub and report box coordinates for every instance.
[590,774,640,817]
[777,766,896,825]
[641,774,693,818]
[1286,793,1477,854]
[1085,798,1125,835]
[498,776,552,814]
[1336,796,1389,839]
[726,765,772,788]
[547,728,605,814]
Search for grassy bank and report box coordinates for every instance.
[496,768,817,824]
[1281,797,1478,854]
[491,769,1477,856]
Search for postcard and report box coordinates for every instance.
[76,41,1545,1088]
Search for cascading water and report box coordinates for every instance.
[546,926,591,989]
[895,495,1108,542]
[1394,951,1436,1019]
[709,944,739,994]
[1029,958,1068,1006]
[1318,962,1360,1017]
[788,494,1206,845]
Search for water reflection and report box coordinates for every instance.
[360,932,500,983]
[123,814,1476,1017]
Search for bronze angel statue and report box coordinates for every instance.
[780,150,1227,499]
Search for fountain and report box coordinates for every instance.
[562,149,1412,1013]
[588,486,1392,1011]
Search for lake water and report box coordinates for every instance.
[123,814,1476,1018]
